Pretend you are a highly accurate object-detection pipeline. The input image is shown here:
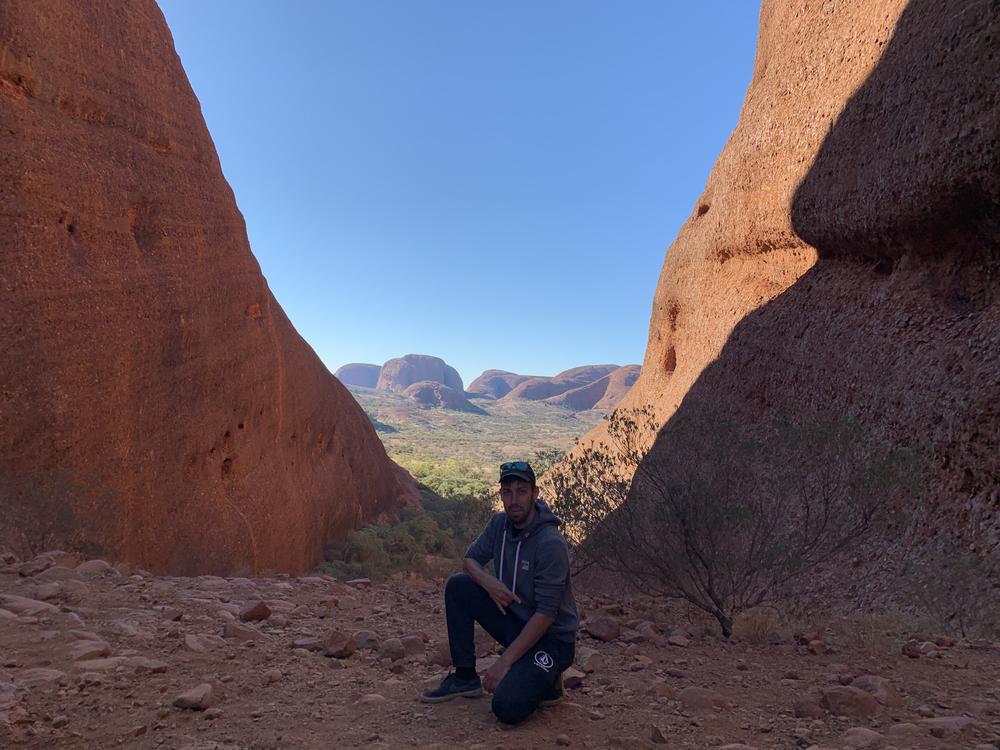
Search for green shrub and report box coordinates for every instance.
[320,462,496,581]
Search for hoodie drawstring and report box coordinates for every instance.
[498,528,523,595]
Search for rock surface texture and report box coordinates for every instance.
[375,355,464,394]
[0,0,417,574]
[571,0,999,549]
[333,363,382,389]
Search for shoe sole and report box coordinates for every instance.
[420,687,483,703]
[539,694,563,707]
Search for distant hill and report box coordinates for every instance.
[501,365,625,404]
[376,354,464,393]
[334,363,381,388]
[403,381,486,414]
[466,370,535,400]
[544,365,641,411]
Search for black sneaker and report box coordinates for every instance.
[420,672,483,703]
[540,676,564,707]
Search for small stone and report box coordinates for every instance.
[584,616,620,643]
[556,734,571,746]
[820,686,879,718]
[52,715,70,728]
[562,667,586,689]
[667,634,690,648]
[70,640,112,661]
[379,638,405,661]
[323,629,356,659]
[650,724,670,744]
[239,600,271,622]
[679,686,725,712]
[346,578,372,588]
[222,621,265,642]
[75,559,115,577]
[401,634,425,657]
[265,669,282,684]
[173,683,214,711]
[203,708,223,720]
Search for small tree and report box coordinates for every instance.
[549,407,914,637]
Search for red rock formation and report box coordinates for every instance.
[503,365,621,403]
[545,366,640,411]
[376,355,464,393]
[573,0,999,547]
[467,370,534,399]
[334,363,382,389]
[402,381,486,414]
[0,0,418,574]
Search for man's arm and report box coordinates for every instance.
[482,612,554,691]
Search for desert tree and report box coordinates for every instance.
[549,407,914,637]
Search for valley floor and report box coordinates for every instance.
[2,559,999,750]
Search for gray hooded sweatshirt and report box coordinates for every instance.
[464,499,579,642]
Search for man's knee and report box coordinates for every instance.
[445,572,475,600]
[491,692,533,725]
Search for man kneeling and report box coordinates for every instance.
[422,461,579,725]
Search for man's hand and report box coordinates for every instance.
[481,656,511,692]
[481,576,521,614]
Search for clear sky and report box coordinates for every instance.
[156,1,761,387]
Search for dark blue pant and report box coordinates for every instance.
[445,573,575,724]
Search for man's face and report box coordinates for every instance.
[500,479,539,528]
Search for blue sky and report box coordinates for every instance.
[157,1,760,387]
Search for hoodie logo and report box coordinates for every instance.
[520,560,530,571]
[533,650,553,672]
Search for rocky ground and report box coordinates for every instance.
[2,552,999,750]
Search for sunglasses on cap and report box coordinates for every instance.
[500,461,531,472]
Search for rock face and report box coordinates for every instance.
[466,370,534,400]
[334,363,381,388]
[544,365,640,411]
[571,0,999,546]
[0,0,418,574]
[502,365,622,403]
[375,355,464,393]
[401,381,485,414]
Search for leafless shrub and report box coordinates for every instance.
[549,407,915,637]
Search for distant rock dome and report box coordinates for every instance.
[335,363,382,388]
[376,354,464,393]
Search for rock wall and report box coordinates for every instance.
[0,0,418,574]
[573,0,999,549]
